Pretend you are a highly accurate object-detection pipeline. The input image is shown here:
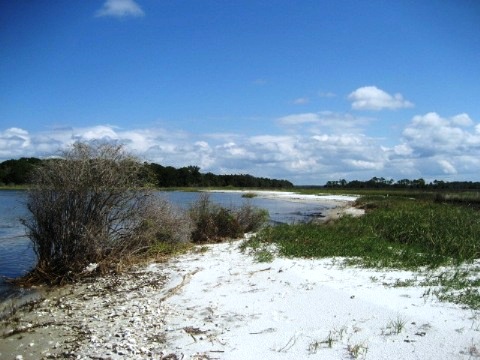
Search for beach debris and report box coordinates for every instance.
[83,263,98,273]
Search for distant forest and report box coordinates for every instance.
[0,157,293,189]
[323,177,480,190]
[2,158,480,190]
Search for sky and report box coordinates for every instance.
[1,0,480,185]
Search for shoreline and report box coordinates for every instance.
[204,189,365,223]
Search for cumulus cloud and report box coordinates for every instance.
[348,86,414,111]
[451,113,474,127]
[0,128,32,158]
[402,112,480,155]
[95,0,145,18]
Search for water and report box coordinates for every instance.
[160,191,331,224]
[0,190,332,303]
[0,191,36,302]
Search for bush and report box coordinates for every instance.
[189,193,268,243]
[20,142,189,284]
[139,195,193,245]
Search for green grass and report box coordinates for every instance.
[148,241,193,258]
[241,193,480,308]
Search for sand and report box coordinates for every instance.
[1,192,479,359]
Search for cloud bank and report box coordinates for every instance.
[1,110,478,184]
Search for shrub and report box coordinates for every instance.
[20,142,187,284]
[189,193,268,243]
[139,195,193,245]
[236,202,269,233]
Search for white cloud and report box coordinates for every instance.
[278,113,319,125]
[348,86,414,111]
[75,125,119,141]
[438,159,457,175]
[451,113,474,127]
[0,128,32,158]
[95,0,145,18]
[343,159,383,170]
[393,143,413,156]
[402,112,480,155]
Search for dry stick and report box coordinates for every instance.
[159,269,200,302]
[278,334,298,353]
[248,267,272,276]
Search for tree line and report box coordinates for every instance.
[0,157,294,189]
[324,177,480,190]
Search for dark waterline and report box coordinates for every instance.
[0,190,332,304]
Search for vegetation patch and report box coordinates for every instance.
[18,142,269,286]
[242,193,480,308]
[189,193,268,243]
[242,192,258,198]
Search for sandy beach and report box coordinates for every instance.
[1,192,479,359]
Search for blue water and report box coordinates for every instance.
[0,191,35,301]
[0,190,331,302]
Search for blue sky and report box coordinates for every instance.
[1,0,480,184]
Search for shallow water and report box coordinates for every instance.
[0,190,331,303]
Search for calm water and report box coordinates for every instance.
[0,191,35,302]
[0,190,332,302]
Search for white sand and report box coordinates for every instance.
[1,192,479,359]
[152,241,479,359]
[205,189,359,203]
[2,244,479,360]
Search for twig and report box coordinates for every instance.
[278,334,298,352]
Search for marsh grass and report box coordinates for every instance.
[242,194,480,308]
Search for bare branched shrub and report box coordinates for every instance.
[138,196,193,245]
[189,193,268,243]
[20,142,182,284]
[236,202,269,233]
